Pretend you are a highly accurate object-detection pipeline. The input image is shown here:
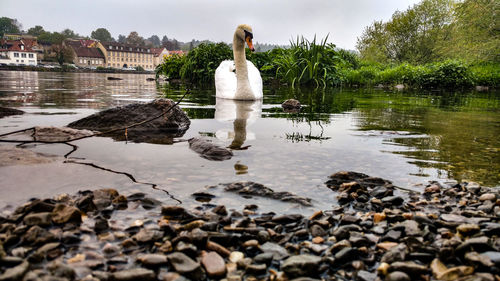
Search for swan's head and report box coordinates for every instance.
[236,24,255,52]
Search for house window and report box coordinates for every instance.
[20,45,24,50]
[21,53,26,58]
[14,53,19,57]
[29,54,34,58]
[109,45,112,49]
[79,59,83,63]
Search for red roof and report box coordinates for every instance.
[150,48,166,56]
[169,50,185,55]
[0,39,35,53]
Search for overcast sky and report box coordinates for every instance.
[2,0,420,50]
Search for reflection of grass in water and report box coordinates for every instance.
[285,132,331,143]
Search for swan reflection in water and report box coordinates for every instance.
[214,98,262,150]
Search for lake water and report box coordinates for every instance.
[0,71,498,214]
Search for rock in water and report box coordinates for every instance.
[188,137,233,161]
[68,98,190,144]
[32,126,93,142]
[282,99,301,112]
[222,181,312,206]
[0,106,24,118]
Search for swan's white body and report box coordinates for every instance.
[215,61,263,100]
[215,24,263,100]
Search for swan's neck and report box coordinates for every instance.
[233,34,253,100]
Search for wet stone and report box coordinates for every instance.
[246,263,267,275]
[253,252,274,265]
[260,242,289,260]
[356,270,377,281]
[137,253,168,267]
[23,212,52,226]
[281,254,322,278]
[112,268,156,281]
[189,137,233,161]
[201,251,226,277]
[385,271,411,281]
[334,247,359,264]
[167,252,205,280]
[0,260,29,281]
[51,204,81,224]
[389,261,428,276]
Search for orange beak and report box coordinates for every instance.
[246,36,255,52]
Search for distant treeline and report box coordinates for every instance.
[0,17,284,52]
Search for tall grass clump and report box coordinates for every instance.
[274,35,341,88]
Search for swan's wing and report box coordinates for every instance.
[215,60,237,99]
[247,60,263,99]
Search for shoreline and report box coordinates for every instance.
[0,65,155,75]
[0,172,498,280]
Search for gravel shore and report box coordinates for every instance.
[0,171,499,281]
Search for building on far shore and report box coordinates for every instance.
[151,47,169,68]
[97,42,156,70]
[0,39,38,66]
[65,39,105,68]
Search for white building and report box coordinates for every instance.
[0,39,38,66]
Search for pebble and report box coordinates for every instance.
[112,268,156,281]
[282,254,322,278]
[201,251,226,277]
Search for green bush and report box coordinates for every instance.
[420,60,473,88]
[180,42,232,84]
[155,54,186,80]
[469,63,500,87]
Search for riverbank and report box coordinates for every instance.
[0,172,498,281]
[0,65,154,75]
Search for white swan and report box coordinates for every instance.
[215,24,263,100]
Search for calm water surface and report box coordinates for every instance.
[0,71,498,214]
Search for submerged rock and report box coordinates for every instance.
[68,98,190,144]
[33,126,93,142]
[0,146,57,167]
[221,181,312,206]
[188,137,233,161]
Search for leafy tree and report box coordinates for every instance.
[147,35,161,47]
[37,32,66,44]
[91,28,113,42]
[53,44,73,65]
[126,31,145,46]
[61,28,79,38]
[27,25,45,36]
[356,20,388,63]
[117,34,126,43]
[442,0,500,62]
[161,35,169,46]
[0,17,21,37]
